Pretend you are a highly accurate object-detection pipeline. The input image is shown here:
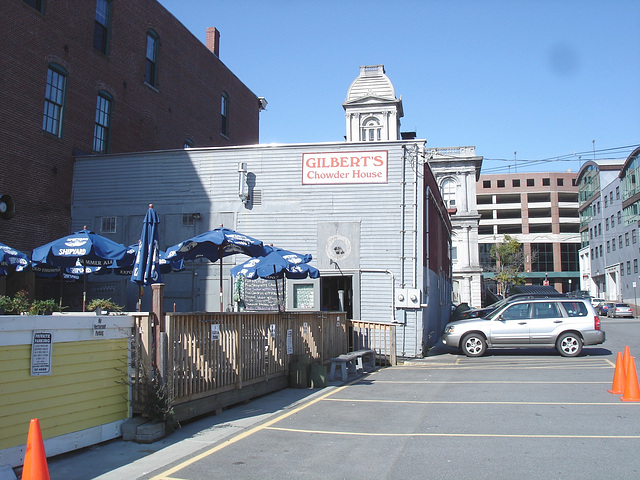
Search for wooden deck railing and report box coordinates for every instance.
[350,320,397,366]
[132,312,395,421]
[133,312,347,413]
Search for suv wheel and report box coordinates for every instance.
[556,332,582,357]
[461,333,487,357]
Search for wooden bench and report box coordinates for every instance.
[328,349,376,382]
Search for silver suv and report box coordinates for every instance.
[442,297,605,357]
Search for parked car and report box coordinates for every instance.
[442,297,605,357]
[598,302,615,316]
[591,298,605,309]
[457,293,567,321]
[607,303,634,318]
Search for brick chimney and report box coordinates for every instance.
[206,27,220,57]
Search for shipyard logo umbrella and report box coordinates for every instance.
[0,242,29,275]
[103,244,183,276]
[131,204,162,286]
[166,226,266,311]
[31,228,128,311]
[231,246,319,311]
[165,227,265,263]
[231,247,318,280]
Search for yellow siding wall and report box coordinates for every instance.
[0,338,129,450]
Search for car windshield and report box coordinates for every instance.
[485,306,506,320]
[616,303,629,307]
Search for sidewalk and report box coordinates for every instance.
[42,383,338,480]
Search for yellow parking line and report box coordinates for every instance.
[323,398,633,406]
[148,383,353,480]
[403,364,611,370]
[264,426,640,439]
[371,380,610,384]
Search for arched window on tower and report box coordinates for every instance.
[361,117,381,142]
[441,179,457,209]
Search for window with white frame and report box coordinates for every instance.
[361,117,381,142]
[441,179,457,209]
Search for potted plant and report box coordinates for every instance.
[86,298,123,315]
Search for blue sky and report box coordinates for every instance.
[158,0,639,174]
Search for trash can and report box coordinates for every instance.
[309,363,327,388]
[289,354,310,388]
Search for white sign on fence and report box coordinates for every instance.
[286,329,293,355]
[31,330,53,376]
[93,318,106,337]
[211,324,220,341]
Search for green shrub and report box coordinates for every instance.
[0,290,64,315]
[86,298,123,312]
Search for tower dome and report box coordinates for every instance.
[343,65,403,142]
[345,65,396,102]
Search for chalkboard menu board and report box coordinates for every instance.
[241,277,281,311]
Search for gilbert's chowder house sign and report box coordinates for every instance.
[302,151,388,185]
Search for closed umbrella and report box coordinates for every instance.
[32,228,128,311]
[166,226,265,311]
[131,204,162,287]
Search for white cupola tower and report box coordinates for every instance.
[343,65,404,142]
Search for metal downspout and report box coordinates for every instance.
[401,146,407,290]
[425,186,430,307]
[412,145,420,352]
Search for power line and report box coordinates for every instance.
[480,143,639,174]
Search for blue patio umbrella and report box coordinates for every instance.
[0,242,29,275]
[131,205,162,287]
[231,247,319,311]
[102,244,183,276]
[230,249,318,280]
[165,227,266,263]
[32,228,128,311]
[166,226,266,311]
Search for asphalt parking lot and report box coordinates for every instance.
[47,318,640,480]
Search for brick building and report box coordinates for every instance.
[0,0,262,254]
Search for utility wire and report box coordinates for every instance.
[480,143,639,174]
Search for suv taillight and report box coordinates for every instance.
[594,316,601,330]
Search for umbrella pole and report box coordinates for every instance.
[58,270,63,309]
[219,245,223,312]
[273,265,280,312]
[82,259,87,312]
[137,284,143,312]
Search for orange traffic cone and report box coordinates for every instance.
[22,418,50,480]
[623,345,631,374]
[621,356,640,402]
[608,351,626,394]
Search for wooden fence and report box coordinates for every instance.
[134,311,348,420]
[350,320,397,366]
[132,311,396,422]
